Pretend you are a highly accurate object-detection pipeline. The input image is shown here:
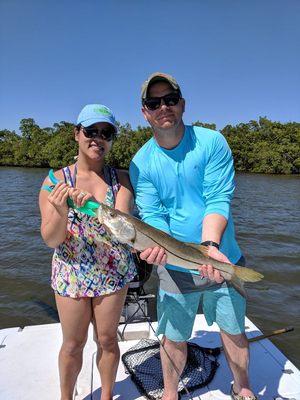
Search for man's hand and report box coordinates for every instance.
[140,246,167,267]
[198,246,230,283]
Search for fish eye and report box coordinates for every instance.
[109,211,116,218]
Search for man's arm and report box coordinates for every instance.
[203,132,235,222]
[199,133,236,281]
[202,213,227,244]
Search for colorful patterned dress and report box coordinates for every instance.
[51,165,136,298]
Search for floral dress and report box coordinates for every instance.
[51,165,136,298]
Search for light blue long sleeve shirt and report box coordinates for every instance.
[129,125,242,279]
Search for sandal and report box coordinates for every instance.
[230,384,258,400]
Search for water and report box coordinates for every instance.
[0,167,299,367]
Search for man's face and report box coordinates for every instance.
[142,81,185,131]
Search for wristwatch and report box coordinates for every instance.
[200,240,220,250]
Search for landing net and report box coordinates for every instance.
[122,338,220,400]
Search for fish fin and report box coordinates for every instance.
[185,242,200,248]
[233,265,264,283]
[230,275,247,298]
[185,242,210,257]
[198,244,212,257]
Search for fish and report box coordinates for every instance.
[97,204,264,297]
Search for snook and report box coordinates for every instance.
[97,204,264,297]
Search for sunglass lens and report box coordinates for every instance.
[164,93,180,106]
[144,98,161,110]
[101,128,115,141]
[83,129,95,138]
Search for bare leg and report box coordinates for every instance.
[55,294,92,400]
[221,330,255,397]
[160,337,187,400]
[92,286,128,400]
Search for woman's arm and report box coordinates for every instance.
[39,170,70,248]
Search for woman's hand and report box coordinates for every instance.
[140,246,167,267]
[47,182,70,216]
[40,178,70,248]
[68,188,93,208]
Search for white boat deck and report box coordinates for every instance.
[0,315,299,400]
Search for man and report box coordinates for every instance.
[129,72,257,400]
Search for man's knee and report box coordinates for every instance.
[221,330,248,348]
[162,336,187,351]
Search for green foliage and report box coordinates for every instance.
[0,129,19,165]
[221,117,300,174]
[0,117,299,174]
[42,122,77,168]
[193,121,217,131]
[106,125,152,168]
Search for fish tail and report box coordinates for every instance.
[233,265,264,283]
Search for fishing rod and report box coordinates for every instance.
[221,326,294,352]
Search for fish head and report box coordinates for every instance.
[97,203,136,245]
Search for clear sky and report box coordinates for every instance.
[1,0,299,133]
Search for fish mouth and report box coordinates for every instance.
[97,206,136,244]
[96,204,105,223]
[97,206,117,231]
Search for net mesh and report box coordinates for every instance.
[122,338,220,400]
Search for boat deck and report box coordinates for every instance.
[0,315,299,399]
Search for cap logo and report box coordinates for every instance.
[93,106,111,116]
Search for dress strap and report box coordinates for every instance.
[103,166,120,206]
[62,166,74,186]
[72,164,77,187]
[103,165,111,188]
[110,167,121,202]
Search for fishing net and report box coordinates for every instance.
[122,338,220,400]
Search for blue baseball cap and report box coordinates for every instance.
[77,104,118,132]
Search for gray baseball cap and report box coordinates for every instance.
[141,72,181,100]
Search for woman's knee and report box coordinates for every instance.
[97,333,118,351]
[61,338,87,357]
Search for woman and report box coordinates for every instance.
[39,104,137,400]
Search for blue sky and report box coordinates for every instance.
[1,0,299,133]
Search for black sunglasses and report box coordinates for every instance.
[143,92,181,111]
[78,125,116,141]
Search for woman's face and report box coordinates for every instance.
[75,122,115,160]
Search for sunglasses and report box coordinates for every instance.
[78,125,116,141]
[143,92,181,111]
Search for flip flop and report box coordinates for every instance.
[230,385,258,400]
